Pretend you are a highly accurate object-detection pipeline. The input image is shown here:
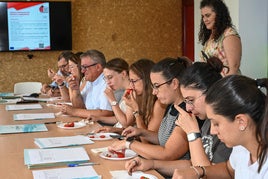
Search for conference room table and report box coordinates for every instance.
[0,100,164,179]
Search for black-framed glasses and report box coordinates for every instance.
[81,63,97,71]
[183,93,204,106]
[129,78,142,84]
[58,63,69,69]
[151,79,173,90]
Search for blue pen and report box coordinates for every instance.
[68,162,99,167]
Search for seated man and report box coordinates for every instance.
[60,49,114,118]
[41,51,71,97]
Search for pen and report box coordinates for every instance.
[44,121,58,125]
[68,162,100,167]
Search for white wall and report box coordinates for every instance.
[194,0,268,78]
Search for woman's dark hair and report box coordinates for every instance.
[130,59,156,126]
[198,0,233,45]
[105,58,129,75]
[205,75,268,172]
[179,57,223,92]
[151,57,191,81]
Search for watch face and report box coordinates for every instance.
[111,101,117,106]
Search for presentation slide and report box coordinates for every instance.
[7,2,50,51]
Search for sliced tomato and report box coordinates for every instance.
[99,135,106,138]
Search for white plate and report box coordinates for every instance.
[88,132,117,141]
[57,121,86,130]
[99,149,137,160]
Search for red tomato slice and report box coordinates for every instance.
[99,135,106,138]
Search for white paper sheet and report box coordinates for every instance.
[32,166,101,179]
[6,104,42,111]
[14,113,55,120]
[24,147,90,169]
[34,135,94,148]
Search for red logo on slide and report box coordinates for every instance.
[39,5,44,12]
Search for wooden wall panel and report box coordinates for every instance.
[0,0,182,92]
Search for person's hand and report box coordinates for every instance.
[41,84,50,94]
[95,126,113,133]
[122,90,139,111]
[46,88,60,97]
[47,69,56,79]
[104,86,116,102]
[121,126,142,138]
[60,104,75,115]
[174,105,200,134]
[66,75,80,90]
[52,74,66,86]
[108,140,127,152]
[125,157,154,175]
[172,167,198,179]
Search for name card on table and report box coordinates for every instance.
[34,135,94,148]
[0,124,48,134]
[32,166,101,179]
[14,113,55,120]
[6,104,42,111]
[24,147,90,169]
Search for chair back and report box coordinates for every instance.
[14,82,42,95]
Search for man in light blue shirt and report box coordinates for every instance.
[60,50,113,118]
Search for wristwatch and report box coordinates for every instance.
[187,132,201,142]
[110,101,118,106]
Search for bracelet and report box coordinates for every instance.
[198,166,206,178]
[190,166,201,178]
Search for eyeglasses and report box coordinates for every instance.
[184,93,204,106]
[151,79,173,90]
[58,63,69,69]
[129,78,142,84]
[81,63,97,71]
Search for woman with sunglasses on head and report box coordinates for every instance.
[125,57,231,178]
[173,75,268,178]
[109,57,190,162]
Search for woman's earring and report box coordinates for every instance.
[239,126,245,131]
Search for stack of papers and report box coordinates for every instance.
[24,147,90,169]
[34,135,94,148]
[6,104,42,111]
[13,113,55,121]
[0,124,48,134]
[32,166,101,179]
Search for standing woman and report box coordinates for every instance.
[199,0,242,76]
[172,75,268,178]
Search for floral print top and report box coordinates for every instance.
[200,27,240,76]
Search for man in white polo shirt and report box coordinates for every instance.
[60,49,113,118]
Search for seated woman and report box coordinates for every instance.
[173,75,268,178]
[125,57,232,177]
[55,51,85,102]
[108,57,190,161]
[96,59,166,135]
[89,58,131,129]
